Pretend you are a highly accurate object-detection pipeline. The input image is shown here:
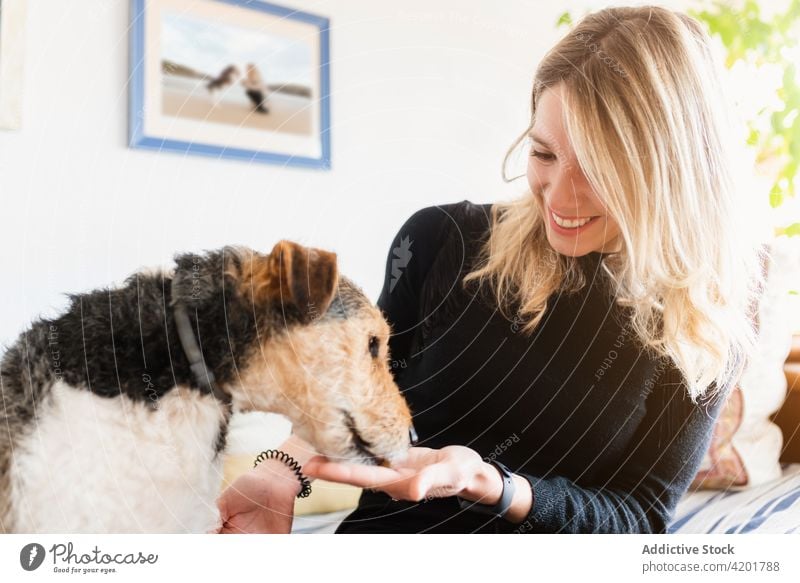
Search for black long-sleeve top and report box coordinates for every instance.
[335,200,724,534]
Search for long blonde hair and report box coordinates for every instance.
[463,5,769,403]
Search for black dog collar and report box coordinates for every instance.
[170,278,232,405]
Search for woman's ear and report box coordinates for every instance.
[246,240,339,323]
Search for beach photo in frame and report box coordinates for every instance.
[0,0,27,130]
[129,0,331,169]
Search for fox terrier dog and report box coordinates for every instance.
[0,240,413,533]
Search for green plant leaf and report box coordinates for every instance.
[556,11,572,28]
[770,184,785,208]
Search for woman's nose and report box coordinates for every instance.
[408,424,419,446]
[549,167,593,207]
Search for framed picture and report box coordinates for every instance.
[0,0,27,130]
[129,0,331,169]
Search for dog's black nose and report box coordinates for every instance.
[408,424,419,446]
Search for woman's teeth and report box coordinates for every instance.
[552,212,595,228]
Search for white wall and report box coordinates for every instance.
[1,0,685,345]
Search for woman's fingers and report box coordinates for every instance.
[302,454,461,502]
[389,446,437,469]
[302,456,403,489]
[374,463,452,501]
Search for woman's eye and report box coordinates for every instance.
[530,150,556,162]
[368,335,380,358]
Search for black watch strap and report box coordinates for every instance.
[457,460,516,518]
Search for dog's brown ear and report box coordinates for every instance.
[254,240,338,322]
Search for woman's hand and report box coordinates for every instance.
[302,445,503,504]
[213,459,301,534]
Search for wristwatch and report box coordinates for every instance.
[456,460,516,518]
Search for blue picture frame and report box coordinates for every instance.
[129,0,331,169]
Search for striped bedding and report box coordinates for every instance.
[669,464,800,534]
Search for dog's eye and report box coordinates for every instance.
[368,335,380,358]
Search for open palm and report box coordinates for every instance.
[302,445,486,502]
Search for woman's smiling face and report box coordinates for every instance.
[527,84,622,257]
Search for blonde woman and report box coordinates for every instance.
[215,5,767,534]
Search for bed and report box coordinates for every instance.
[669,463,800,534]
